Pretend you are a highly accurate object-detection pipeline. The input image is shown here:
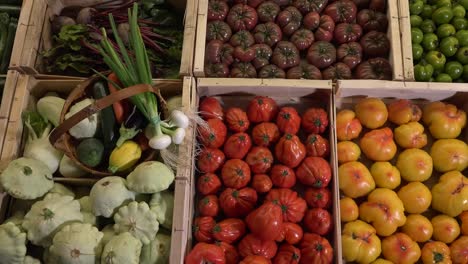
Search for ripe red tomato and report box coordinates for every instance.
[208,0,229,22]
[275,134,306,168]
[300,233,333,264]
[276,107,301,134]
[221,159,252,189]
[273,244,301,264]
[193,217,216,243]
[199,97,223,120]
[224,133,253,159]
[227,4,259,32]
[324,0,357,23]
[305,134,330,157]
[219,187,258,218]
[282,222,304,245]
[265,189,307,223]
[199,119,227,148]
[245,146,274,174]
[225,107,250,132]
[238,234,278,259]
[247,96,279,123]
[270,165,296,188]
[296,157,332,188]
[304,188,331,209]
[246,201,283,241]
[252,122,280,147]
[251,174,273,193]
[301,108,329,134]
[212,218,246,244]
[240,255,272,264]
[185,242,226,264]
[217,241,240,264]
[197,148,225,173]
[197,173,222,195]
[198,195,220,217]
[303,208,332,235]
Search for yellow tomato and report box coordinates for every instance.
[337,141,361,164]
[421,241,452,264]
[382,233,421,264]
[397,182,432,214]
[370,162,401,190]
[431,215,461,244]
[431,171,468,217]
[401,214,433,242]
[394,121,428,149]
[342,220,381,264]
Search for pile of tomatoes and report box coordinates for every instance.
[204,0,392,80]
[185,96,335,264]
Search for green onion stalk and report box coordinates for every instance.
[97,3,188,150]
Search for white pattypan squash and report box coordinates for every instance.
[126,161,174,193]
[90,177,135,218]
[149,191,174,229]
[140,233,171,264]
[113,201,159,245]
[49,223,103,264]
[59,155,87,178]
[4,211,25,232]
[79,196,93,212]
[82,211,98,226]
[0,158,53,200]
[23,256,40,264]
[65,98,99,139]
[22,195,83,247]
[48,183,75,198]
[0,223,26,264]
[100,225,117,246]
[101,232,142,264]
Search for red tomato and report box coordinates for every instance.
[265,189,307,223]
[212,218,246,244]
[197,173,222,195]
[221,159,252,189]
[186,242,226,264]
[197,148,225,173]
[225,107,250,132]
[270,165,296,188]
[247,96,279,123]
[208,0,229,21]
[227,4,259,32]
[300,233,333,264]
[224,133,253,159]
[305,134,330,157]
[275,134,306,168]
[252,122,280,147]
[276,107,302,134]
[238,234,278,259]
[301,108,329,134]
[245,146,274,174]
[219,187,258,218]
[277,222,304,245]
[199,119,227,148]
[217,241,240,264]
[273,244,301,264]
[193,217,216,243]
[296,157,332,188]
[304,188,331,209]
[246,201,283,241]
[303,208,332,235]
[198,195,220,217]
[251,174,273,193]
[240,255,272,264]
[199,97,224,120]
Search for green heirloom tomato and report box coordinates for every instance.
[433,68,443,76]
[432,7,454,25]
[460,0,468,10]
[436,0,451,8]
[410,15,423,27]
[421,5,435,19]
[462,64,468,80]
[414,62,434,81]
[410,0,425,15]
[412,44,424,60]
[452,17,468,30]
[456,30,468,46]
[425,50,446,70]
[445,61,464,79]
[421,19,437,33]
[422,33,439,50]
[437,24,456,38]
[435,73,452,82]
[453,4,466,18]
[456,46,468,64]
[412,28,424,44]
[440,36,459,57]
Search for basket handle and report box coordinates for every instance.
[49,83,156,147]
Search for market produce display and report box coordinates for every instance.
[410,0,468,82]
[337,97,468,263]
[186,95,336,263]
[203,0,393,80]
[0,0,20,74]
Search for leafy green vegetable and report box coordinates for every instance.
[21,111,48,138]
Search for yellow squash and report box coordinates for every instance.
[108,141,142,173]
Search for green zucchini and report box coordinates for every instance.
[92,81,117,151]
[76,138,104,168]
[0,17,17,73]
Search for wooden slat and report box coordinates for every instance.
[398,0,414,81]
[193,0,208,77]
[387,0,404,81]
[180,0,198,76]
[8,0,35,69]
[0,71,19,154]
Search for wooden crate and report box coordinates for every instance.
[335,79,468,263]
[0,71,19,156]
[171,78,343,264]
[193,0,404,81]
[10,0,197,78]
